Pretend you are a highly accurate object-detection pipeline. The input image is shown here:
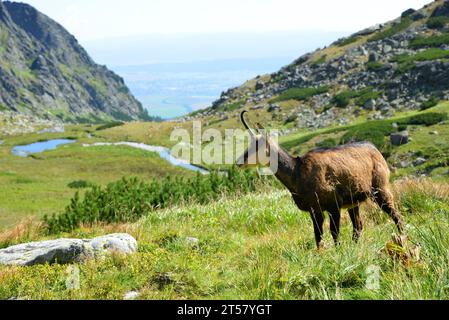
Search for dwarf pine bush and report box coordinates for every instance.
[44,167,266,233]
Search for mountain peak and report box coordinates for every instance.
[0,1,147,122]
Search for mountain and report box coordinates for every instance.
[0,1,148,122]
[189,0,449,132]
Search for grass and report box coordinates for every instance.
[409,33,449,49]
[426,16,449,29]
[280,102,449,175]
[0,128,194,229]
[0,179,448,300]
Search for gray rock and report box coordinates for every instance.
[369,52,380,62]
[89,234,138,255]
[124,291,140,300]
[0,239,87,266]
[364,99,376,111]
[391,131,409,146]
[399,161,410,169]
[413,157,427,166]
[185,237,200,247]
[0,233,137,266]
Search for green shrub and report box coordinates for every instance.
[67,180,95,189]
[426,16,449,29]
[421,97,440,111]
[340,112,449,149]
[332,90,359,108]
[355,88,382,107]
[410,33,449,48]
[341,120,394,149]
[44,167,266,233]
[369,17,412,42]
[271,87,329,103]
[399,112,448,126]
[366,61,384,71]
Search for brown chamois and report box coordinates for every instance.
[237,111,405,248]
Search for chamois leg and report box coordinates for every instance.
[373,188,405,235]
[348,206,363,242]
[310,210,324,249]
[329,210,341,246]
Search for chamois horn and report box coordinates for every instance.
[241,111,257,137]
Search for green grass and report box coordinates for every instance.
[1,179,449,300]
[366,61,384,72]
[426,16,449,29]
[369,17,413,42]
[0,129,194,229]
[279,102,449,177]
[271,87,329,103]
[392,48,449,74]
[410,33,449,49]
[335,35,360,47]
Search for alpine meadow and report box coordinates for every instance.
[1,0,449,302]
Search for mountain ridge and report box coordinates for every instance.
[0,1,148,123]
[187,0,449,134]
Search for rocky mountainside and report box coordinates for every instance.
[0,1,148,123]
[189,0,449,132]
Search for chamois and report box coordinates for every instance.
[237,111,405,248]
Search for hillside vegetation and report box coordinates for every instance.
[0,179,448,300]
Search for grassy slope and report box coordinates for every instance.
[0,125,193,229]
[0,179,448,300]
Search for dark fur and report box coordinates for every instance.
[238,115,405,248]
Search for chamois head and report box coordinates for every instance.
[236,111,273,169]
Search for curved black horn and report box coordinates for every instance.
[241,111,256,136]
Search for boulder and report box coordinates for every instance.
[0,233,137,266]
[391,131,409,146]
[401,9,416,18]
[413,157,427,166]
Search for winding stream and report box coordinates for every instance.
[82,142,209,174]
[11,139,208,174]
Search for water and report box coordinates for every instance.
[12,139,76,157]
[83,142,209,174]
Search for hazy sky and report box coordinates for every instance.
[17,0,431,41]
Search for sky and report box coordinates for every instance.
[17,0,431,41]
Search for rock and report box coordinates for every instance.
[0,233,137,266]
[391,131,409,146]
[431,1,449,18]
[369,52,380,62]
[413,157,427,166]
[0,239,87,266]
[399,161,410,169]
[430,131,439,135]
[185,237,200,247]
[89,234,138,255]
[354,24,382,36]
[255,81,265,91]
[124,291,140,300]
[401,8,416,18]
[267,104,280,112]
[364,99,376,111]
